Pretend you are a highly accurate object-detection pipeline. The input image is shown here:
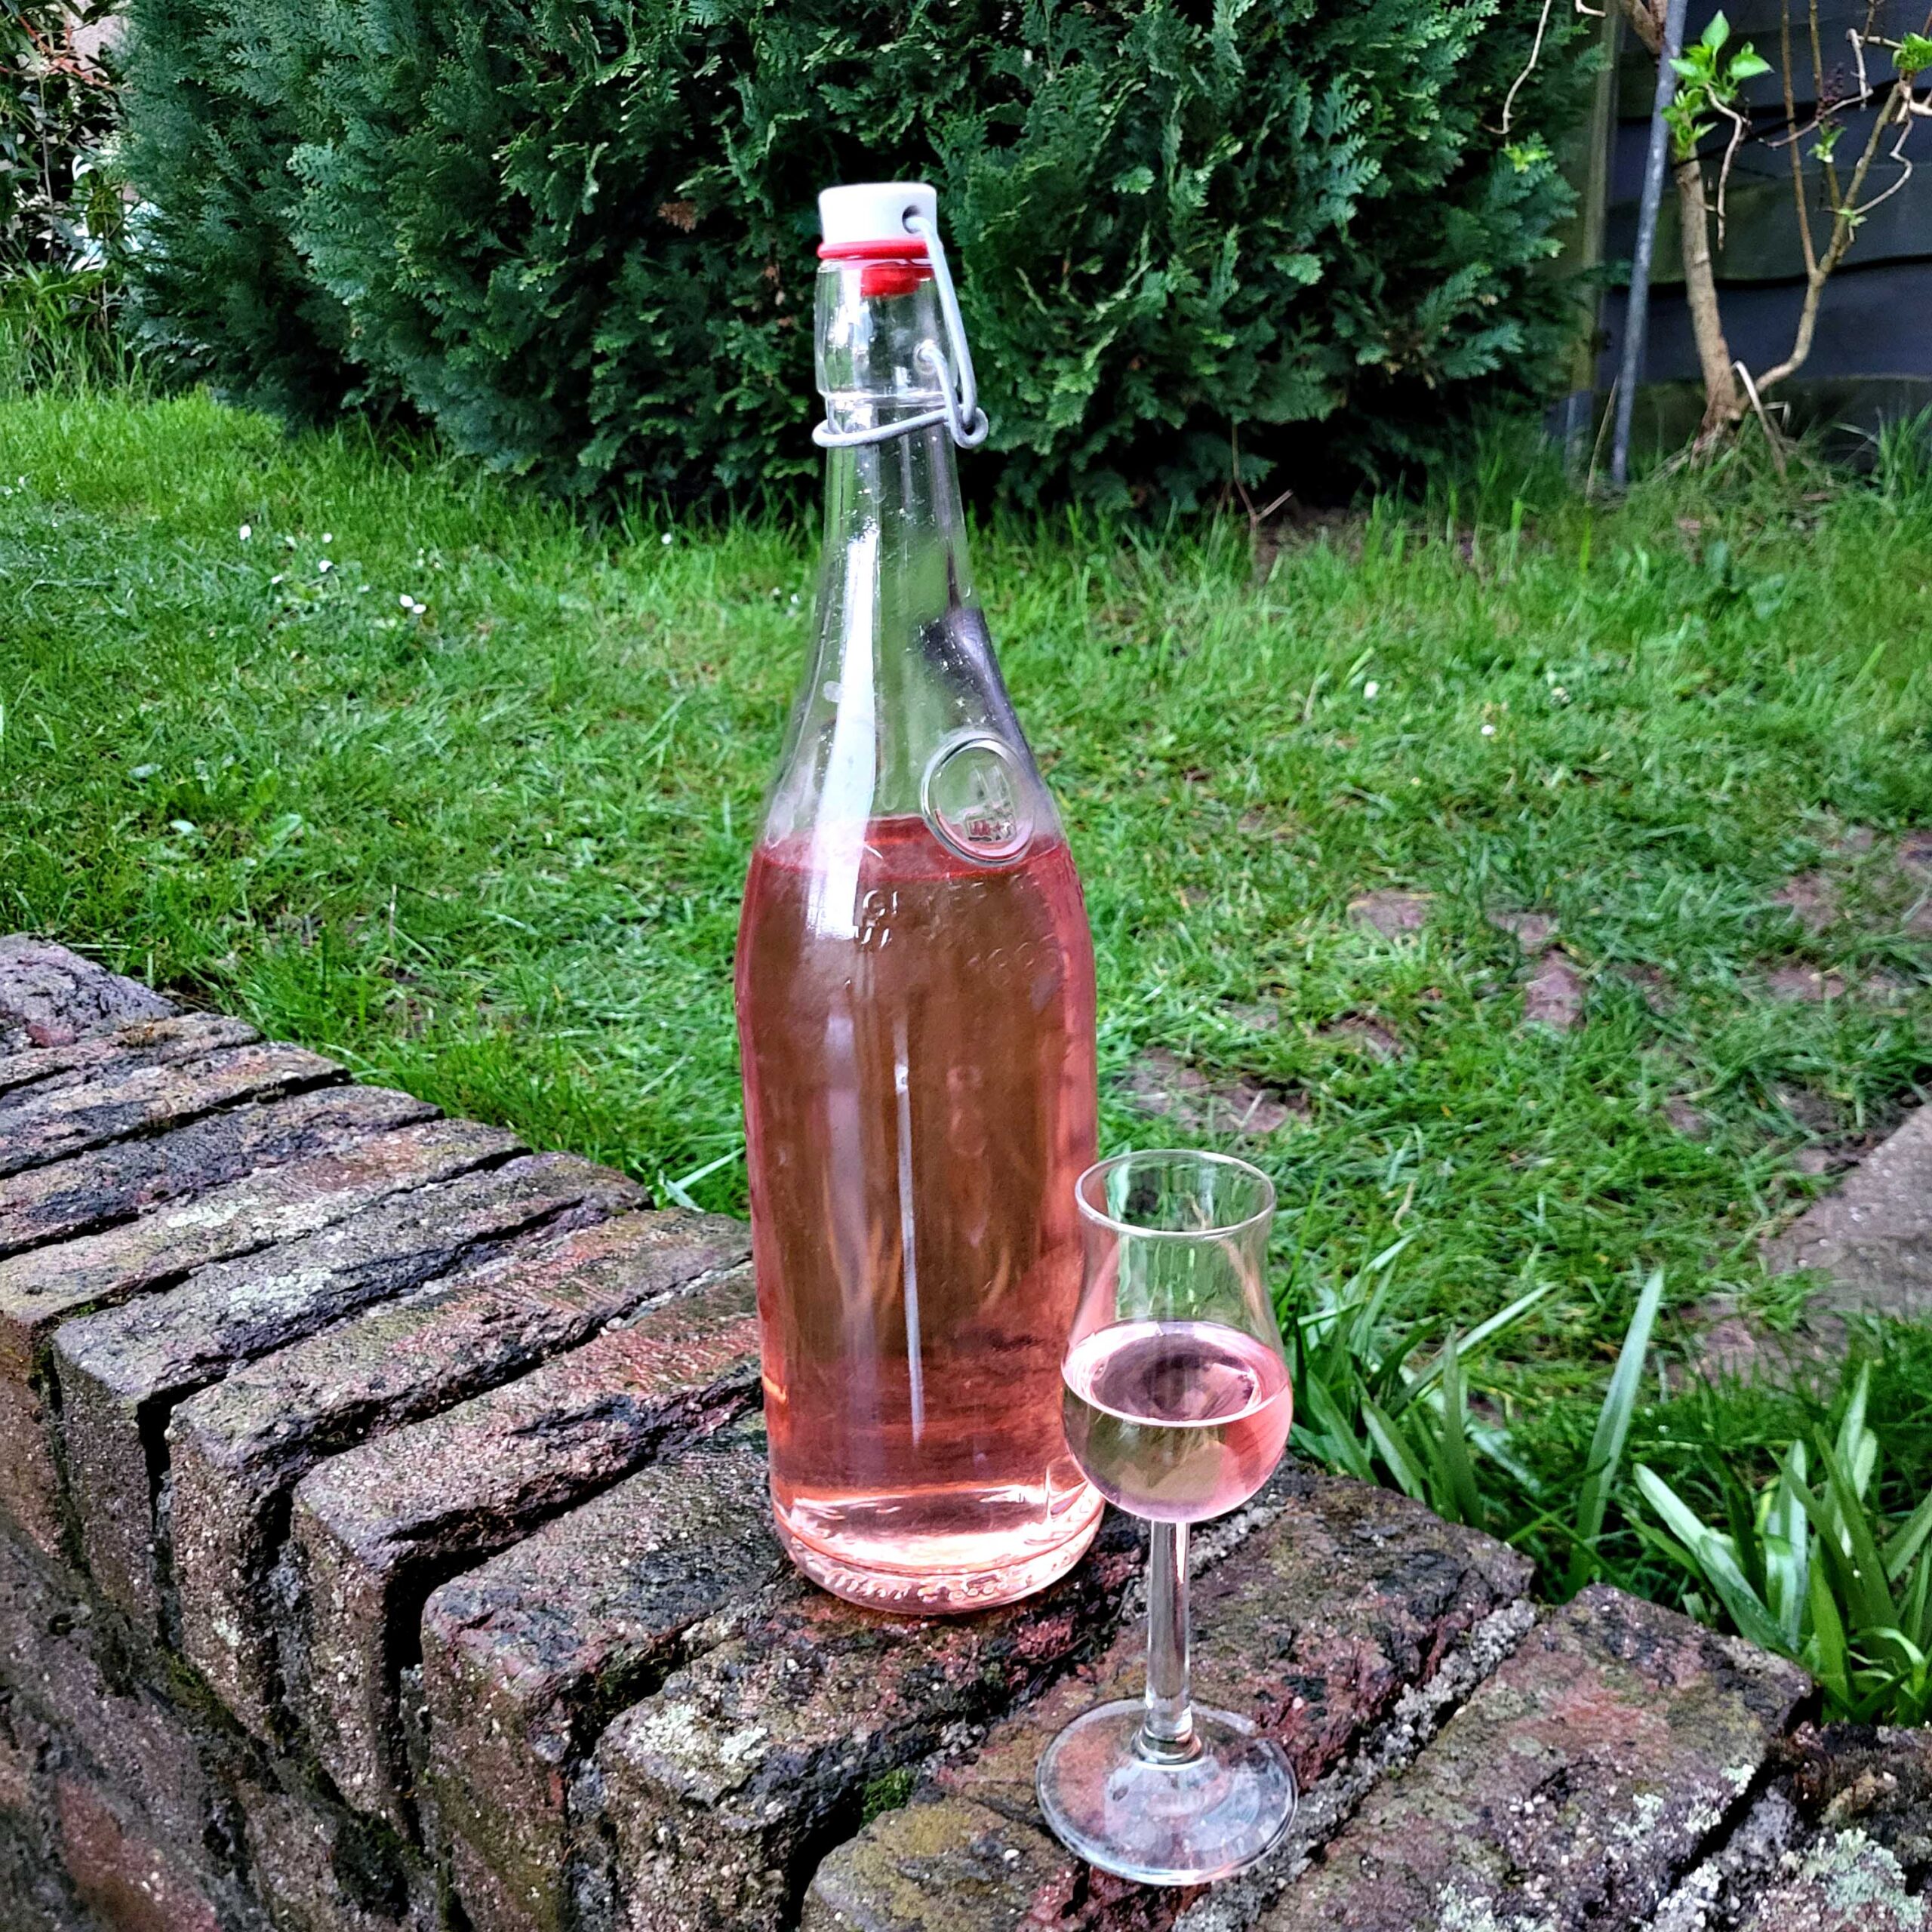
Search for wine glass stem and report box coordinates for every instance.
[1139,1520,1199,1763]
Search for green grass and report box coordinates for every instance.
[0,383,1927,1468]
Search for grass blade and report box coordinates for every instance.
[1764,1448,1810,1651]
[1432,1334,1487,1532]
[1806,1558,1851,1709]
[1361,1397,1431,1503]
[1817,1437,1901,1635]
[1406,1282,1553,1406]
[1566,1267,1666,1592]
[1634,1465,1789,1654]
[1298,1371,1374,1483]
[1834,1363,1874,1493]
[1884,1484,1932,1583]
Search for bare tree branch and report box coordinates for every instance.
[1620,0,1664,60]
[1755,73,1921,392]
[1711,97,1752,244]
[1779,0,1822,278]
[1503,0,1559,134]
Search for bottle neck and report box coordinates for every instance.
[760,263,1039,842]
[816,412,975,682]
[755,261,1057,901]
[814,259,976,634]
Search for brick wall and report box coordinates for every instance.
[0,936,1924,1932]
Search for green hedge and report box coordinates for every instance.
[122,1,1592,506]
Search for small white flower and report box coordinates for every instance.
[269,573,285,585]
[321,532,334,544]
[660,531,674,546]
[318,558,334,573]
[1481,721,1497,737]
[284,534,297,550]
[789,592,801,607]
[398,592,414,609]
[238,524,251,542]
[1363,680,1380,700]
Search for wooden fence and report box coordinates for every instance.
[1567,0,1930,447]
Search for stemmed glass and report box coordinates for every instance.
[1035,1149,1297,1886]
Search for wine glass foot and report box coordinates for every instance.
[1035,1700,1297,1887]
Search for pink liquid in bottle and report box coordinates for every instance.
[737,815,1103,1610]
[1061,1320,1293,1523]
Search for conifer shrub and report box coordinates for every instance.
[121,0,1592,506]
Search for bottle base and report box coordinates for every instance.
[773,1484,1106,1614]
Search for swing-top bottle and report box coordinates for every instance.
[735,183,1103,1611]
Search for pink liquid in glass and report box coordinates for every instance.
[736,814,1103,1611]
[1062,1320,1293,1523]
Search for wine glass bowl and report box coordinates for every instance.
[1036,1149,1297,1887]
[1060,1315,1292,1521]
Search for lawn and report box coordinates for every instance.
[1,383,1928,1509]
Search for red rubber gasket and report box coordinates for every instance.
[817,239,931,262]
[860,263,931,296]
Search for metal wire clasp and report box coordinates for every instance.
[814,214,990,452]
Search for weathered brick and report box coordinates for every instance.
[236,1777,435,1932]
[56,1153,644,1627]
[0,1807,89,1932]
[1741,1721,1932,1930]
[285,1266,761,1826]
[0,1115,518,1362]
[1785,1721,1932,1854]
[0,936,176,1054]
[0,1679,91,1932]
[173,1208,748,1738]
[803,1469,1534,1932]
[2,1514,410,1931]
[0,1083,435,1260]
[1732,1832,1930,1932]
[0,1686,42,1815]
[0,1116,519,1559]
[1255,1586,1810,1932]
[421,1425,783,1932]
[592,1509,1149,1932]
[0,1032,343,1179]
[0,1535,239,1884]
[801,1793,1069,1932]
[54,1775,224,1932]
[0,1011,251,1104]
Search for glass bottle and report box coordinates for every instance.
[734,183,1103,1611]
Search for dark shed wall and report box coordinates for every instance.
[1588,0,1930,417]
